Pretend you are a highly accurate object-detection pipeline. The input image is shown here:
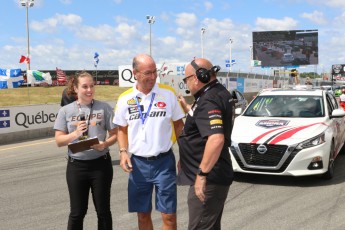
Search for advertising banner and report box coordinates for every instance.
[0,101,116,135]
[0,104,60,134]
[237,77,245,93]
[118,62,187,88]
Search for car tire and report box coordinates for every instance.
[322,141,335,180]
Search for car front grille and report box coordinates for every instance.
[231,144,300,173]
[239,143,287,166]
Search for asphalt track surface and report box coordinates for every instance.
[1,137,345,230]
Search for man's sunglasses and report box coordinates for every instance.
[183,74,195,84]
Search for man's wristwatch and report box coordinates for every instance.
[197,167,209,176]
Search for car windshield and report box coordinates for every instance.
[244,95,324,117]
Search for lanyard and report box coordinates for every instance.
[191,80,218,110]
[135,93,155,126]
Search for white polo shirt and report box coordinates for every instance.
[113,83,185,157]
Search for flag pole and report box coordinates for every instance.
[93,52,99,85]
[95,66,98,85]
[26,3,31,104]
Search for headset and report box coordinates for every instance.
[190,60,221,83]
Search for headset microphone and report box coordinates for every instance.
[185,90,190,94]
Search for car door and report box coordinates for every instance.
[326,93,345,154]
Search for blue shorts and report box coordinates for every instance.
[128,151,177,213]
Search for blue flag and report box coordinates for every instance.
[0,110,10,117]
[0,120,10,128]
[0,68,24,89]
[94,52,99,67]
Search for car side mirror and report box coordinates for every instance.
[330,108,345,118]
[235,108,242,115]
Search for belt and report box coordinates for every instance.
[68,152,110,162]
[132,149,172,161]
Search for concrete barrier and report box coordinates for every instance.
[0,93,256,145]
[0,101,116,145]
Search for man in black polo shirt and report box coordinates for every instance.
[177,58,234,230]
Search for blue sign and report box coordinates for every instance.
[237,77,245,93]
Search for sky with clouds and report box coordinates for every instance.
[2,0,345,74]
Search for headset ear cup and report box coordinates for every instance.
[190,60,210,83]
[196,69,210,83]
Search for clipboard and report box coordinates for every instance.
[68,137,99,153]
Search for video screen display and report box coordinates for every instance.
[332,64,345,81]
[252,30,318,67]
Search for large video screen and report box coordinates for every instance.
[252,29,318,67]
[332,64,345,81]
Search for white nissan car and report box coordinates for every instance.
[230,88,345,179]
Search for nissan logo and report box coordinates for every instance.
[257,144,267,154]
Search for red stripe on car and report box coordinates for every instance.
[250,126,290,144]
[268,122,327,144]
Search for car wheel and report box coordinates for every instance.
[323,141,335,180]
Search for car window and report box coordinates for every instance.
[326,93,338,116]
[244,95,324,117]
[328,93,338,109]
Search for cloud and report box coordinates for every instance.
[204,1,213,11]
[175,13,198,28]
[300,11,327,25]
[334,12,345,26]
[31,18,59,33]
[56,14,83,26]
[31,14,82,33]
[158,36,176,45]
[60,0,72,4]
[255,17,298,31]
[160,12,170,22]
[75,24,117,41]
[115,23,137,40]
[320,0,345,9]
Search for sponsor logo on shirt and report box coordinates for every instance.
[210,119,223,125]
[128,105,144,114]
[127,97,142,105]
[209,114,221,118]
[129,111,166,120]
[155,102,166,109]
[208,109,221,114]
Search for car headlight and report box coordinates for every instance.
[296,133,325,150]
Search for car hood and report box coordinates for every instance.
[232,116,329,145]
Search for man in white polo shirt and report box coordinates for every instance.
[113,54,185,230]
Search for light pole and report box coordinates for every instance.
[146,15,155,56]
[21,0,34,71]
[249,45,253,72]
[201,28,206,58]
